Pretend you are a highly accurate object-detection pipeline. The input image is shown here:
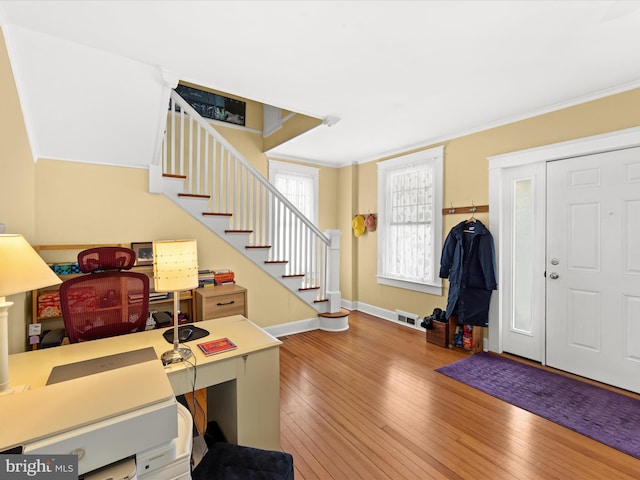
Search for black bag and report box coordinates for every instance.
[420,307,445,330]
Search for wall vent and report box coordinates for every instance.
[395,309,420,328]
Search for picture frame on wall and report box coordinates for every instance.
[131,242,154,266]
[173,84,246,126]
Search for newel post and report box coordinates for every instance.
[149,69,180,194]
[325,229,342,313]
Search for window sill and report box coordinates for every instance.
[376,276,442,295]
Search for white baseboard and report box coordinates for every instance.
[263,299,426,338]
[264,317,320,338]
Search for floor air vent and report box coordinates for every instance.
[395,309,420,328]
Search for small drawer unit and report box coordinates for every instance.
[196,284,247,321]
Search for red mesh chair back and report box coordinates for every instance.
[59,247,150,343]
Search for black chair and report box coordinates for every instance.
[192,442,294,480]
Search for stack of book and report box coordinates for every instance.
[214,269,235,285]
[149,291,171,301]
[198,269,215,288]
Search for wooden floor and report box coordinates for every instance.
[279,311,640,480]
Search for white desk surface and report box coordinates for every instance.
[0,360,176,452]
[8,315,282,392]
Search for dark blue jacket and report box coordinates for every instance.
[439,220,497,326]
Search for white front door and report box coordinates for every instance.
[546,147,640,393]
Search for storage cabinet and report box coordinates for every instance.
[447,316,483,353]
[196,284,247,321]
[30,244,197,349]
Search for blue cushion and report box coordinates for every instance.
[192,442,294,480]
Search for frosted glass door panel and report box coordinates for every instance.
[513,179,533,333]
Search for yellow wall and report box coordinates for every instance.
[346,88,640,319]
[332,164,355,301]
[263,113,323,152]
[0,28,41,354]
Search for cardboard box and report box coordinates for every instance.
[426,320,449,348]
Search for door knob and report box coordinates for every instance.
[549,272,559,280]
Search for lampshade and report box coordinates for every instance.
[0,234,61,296]
[1,234,61,396]
[152,240,199,293]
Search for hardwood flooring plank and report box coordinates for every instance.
[279,311,640,479]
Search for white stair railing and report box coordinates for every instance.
[163,90,334,304]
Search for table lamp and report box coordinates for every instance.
[153,239,199,365]
[0,234,62,395]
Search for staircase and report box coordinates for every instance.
[149,90,342,316]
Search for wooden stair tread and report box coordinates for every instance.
[163,173,187,179]
[178,193,210,199]
[202,212,232,217]
[319,308,350,317]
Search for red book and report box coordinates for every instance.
[214,272,235,284]
[197,337,237,356]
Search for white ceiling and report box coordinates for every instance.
[1,0,640,167]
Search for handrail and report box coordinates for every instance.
[168,91,329,246]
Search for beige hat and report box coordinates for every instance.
[352,215,365,237]
[364,214,377,232]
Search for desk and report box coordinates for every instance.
[7,315,282,451]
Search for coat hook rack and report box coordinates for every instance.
[442,203,489,215]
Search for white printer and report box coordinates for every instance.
[0,354,192,479]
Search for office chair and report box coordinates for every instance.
[59,247,149,343]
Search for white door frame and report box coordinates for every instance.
[487,126,640,359]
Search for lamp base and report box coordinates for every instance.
[0,384,29,397]
[161,347,192,366]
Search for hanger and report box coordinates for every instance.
[463,203,477,232]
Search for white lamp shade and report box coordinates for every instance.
[0,234,61,297]
[152,240,199,293]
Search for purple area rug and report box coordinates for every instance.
[436,352,640,459]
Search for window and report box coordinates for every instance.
[377,146,443,294]
[268,160,319,268]
[268,160,318,223]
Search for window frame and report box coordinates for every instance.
[376,146,444,295]
[268,159,319,225]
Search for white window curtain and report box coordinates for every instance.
[377,146,443,294]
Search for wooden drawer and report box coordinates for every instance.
[196,285,247,320]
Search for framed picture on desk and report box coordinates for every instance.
[131,242,153,266]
